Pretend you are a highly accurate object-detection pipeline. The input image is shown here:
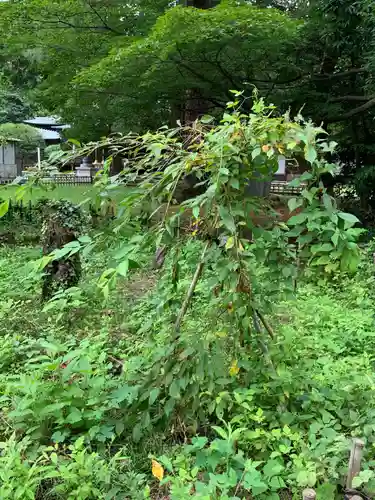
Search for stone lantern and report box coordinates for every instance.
[76,156,95,178]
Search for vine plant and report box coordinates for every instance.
[0,95,363,438]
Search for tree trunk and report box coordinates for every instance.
[180,0,214,124]
[185,0,214,7]
[181,88,210,124]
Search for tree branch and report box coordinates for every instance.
[174,241,210,339]
[313,68,367,80]
[327,96,375,122]
[329,95,375,102]
[84,0,123,35]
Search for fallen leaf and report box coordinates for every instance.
[152,459,164,481]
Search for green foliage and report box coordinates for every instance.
[0,74,32,124]
[0,434,146,499]
[2,0,375,170]
[0,100,369,499]
[40,200,88,299]
[0,122,43,153]
[76,3,299,129]
[0,236,374,497]
[354,165,375,209]
[28,100,363,452]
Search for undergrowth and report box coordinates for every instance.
[0,240,375,499]
[0,101,372,499]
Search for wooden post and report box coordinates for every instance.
[302,489,316,500]
[37,147,41,169]
[346,438,365,489]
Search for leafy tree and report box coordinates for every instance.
[0,75,32,124]
[0,0,174,139]
[0,123,43,153]
[75,3,299,128]
[2,0,375,173]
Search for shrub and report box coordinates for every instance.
[0,122,44,154]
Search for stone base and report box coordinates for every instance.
[76,166,95,178]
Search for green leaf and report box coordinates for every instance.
[110,385,134,403]
[192,205,200,219]
[132,423,142,442]
[316,483,336,500]
[212,425,228,440]
[288,212,308,225]
[65,407,82,424]
[149,388,160,405]
[304,144,317,164]
[229,178,240,190]
[311,243,333,254]
[313,255,331,265]
[301,189,314,203]
[51,431,67,443]
[225,236,234,249]
[287,197,302,213]
[0,199,9,218]
[352,469,375,488]
[158,455,174,473]
[68,138,81,147]
[299,171,313,182]
[251,147,261,159]
[169,380,180,399]
[78,235,92,244]
[201,114,214,124]
[263,458,284,478]
[338,212,359,228]
[323,193,333,212]
[117,259,129,277]
[331,231,340,246]
[269,476,286,489]
[219,205,236,233]
[128,259,140,269]
[297,233,314,245]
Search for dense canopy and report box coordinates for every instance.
[1,0,375,168]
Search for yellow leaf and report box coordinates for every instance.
[225,236,234,250]
[216,331,227,338]
[152,460,164,481]
[229,360,240,377]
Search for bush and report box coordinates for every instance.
[0,122,44,154]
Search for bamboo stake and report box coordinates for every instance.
[302,488,316,500]
[346,438,365,490]
[174,241,210,338]
[255,309,275,340]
